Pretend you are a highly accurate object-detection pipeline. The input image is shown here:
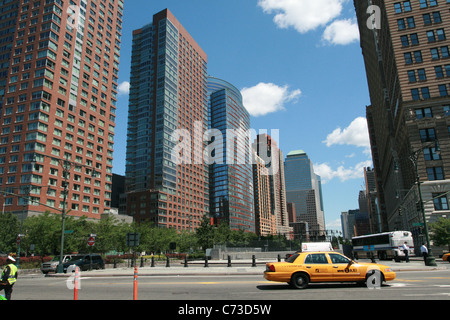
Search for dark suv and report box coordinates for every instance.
[63,254,105,272]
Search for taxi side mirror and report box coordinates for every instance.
[347,260,354,268]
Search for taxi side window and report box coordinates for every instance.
[304,253,328,264]
[329,254,350,264]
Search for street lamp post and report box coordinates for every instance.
[409,145,437,266]
[32,153,97,274]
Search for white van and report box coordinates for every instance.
[300,242,333,252]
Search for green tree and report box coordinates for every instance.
[195,215,215,251]
[0,213,19,254]
[430,217,450,251]
[22,212,61,255]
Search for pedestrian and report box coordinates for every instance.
[420,243,429,264]
[0,255,18,300]
[402,242,410,262]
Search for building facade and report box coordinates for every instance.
[207,76,254,232]
[125,9,209,231]
[0,0,123,219]
[252,152,276,236]
[355,0,450,243]
[253,134,291,237]
[284,150,326,239]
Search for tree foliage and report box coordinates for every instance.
[0,212,297,256]
[430,217,450,251]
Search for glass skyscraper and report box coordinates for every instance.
[126,9,209,231]
[207,76,254,232]
[284,150,325,238]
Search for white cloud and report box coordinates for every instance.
[258,0,360,46]
[323,117,370,150]
[241,82,301,117]
[258,0,344,33]
[322,19,360,45]
[326,218,342,230]
[314,160,373,183]
[118,81,130,95]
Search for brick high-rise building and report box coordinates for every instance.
[253,134,292,238]
[0,0,123,219]
[355,0,450,242]
[125,9,209,231]
[252,151,276,236]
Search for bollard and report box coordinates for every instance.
[151,256,155,267]
[184,255,188,267]
[113,259,117,269]
[140,257,144,268]
[166,256,170,267]
[252,255,256,267]
[277,254,281,262]
[74,266,80,301]
[204,256,209,267]
[133,266,138,300]
[227,255,232,267]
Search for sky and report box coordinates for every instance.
[113,0,373,232]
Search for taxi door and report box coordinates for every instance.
[303,253,333,282]
[328,253,362,281]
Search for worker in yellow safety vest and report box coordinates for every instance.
[0,256,18,300]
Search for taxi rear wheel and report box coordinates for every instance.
[290,273,309,289]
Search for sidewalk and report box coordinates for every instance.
[43,257,447,278]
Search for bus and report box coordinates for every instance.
[352,231,414,261]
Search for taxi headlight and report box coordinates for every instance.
[384,268,392,272]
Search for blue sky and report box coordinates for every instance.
[113,0,373,232]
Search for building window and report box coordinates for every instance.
[408,70,417,82]
[427,167,444,180]
[423,147,441,160]
[415,107,432,119]
[439,84,448,97]
[420,128,436,141]
[421,87,430,99]
[433,193,449,210]
[418,68,427,81]
[411,88,420,100]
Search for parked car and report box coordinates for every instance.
[63,254,105,272]
[41,255,73,274]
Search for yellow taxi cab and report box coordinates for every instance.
[264,251,396,289]
[443,253,450,263]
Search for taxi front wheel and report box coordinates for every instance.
[290,273,309,289]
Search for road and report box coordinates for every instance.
[11,269,450,301]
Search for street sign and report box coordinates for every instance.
[126,232,139,247]
[87,236,95,247]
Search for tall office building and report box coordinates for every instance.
[125,9,209,231]
[355,0,450,238]
[207,76,254,232]
[253,134,291,237]
[252,151,276,236]
[0,0,123,219]
[284,150,325,239]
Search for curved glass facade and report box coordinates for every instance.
[207,77,255,232]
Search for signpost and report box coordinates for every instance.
[87,237,95,247]
[126,233,139,267]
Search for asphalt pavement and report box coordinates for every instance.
[39,256,448,278]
